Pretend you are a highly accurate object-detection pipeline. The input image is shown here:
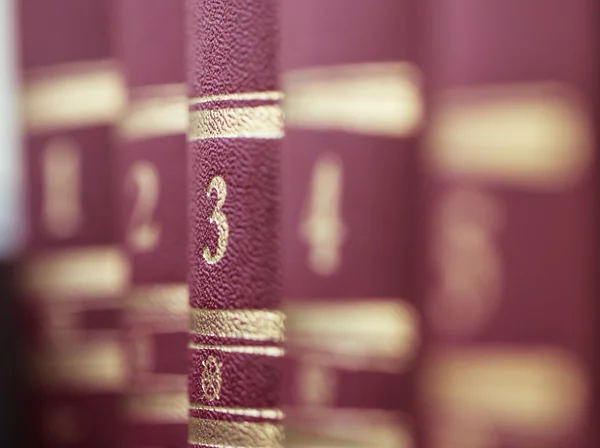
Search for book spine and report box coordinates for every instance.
[113,0,188,446]
[279,1,425,446]
[422,1,598,447]
[186,1,284,447]
[17,0,127,446]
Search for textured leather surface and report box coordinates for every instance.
[187,0,282,445]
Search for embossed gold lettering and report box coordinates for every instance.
[203,175,229,264]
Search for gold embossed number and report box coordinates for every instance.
[203,175,229,264]
[429,188,504,336]
[42,137,83,238]
[299,152,347,276]
[126,160,161,252]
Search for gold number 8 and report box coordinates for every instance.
[204,175,229,264]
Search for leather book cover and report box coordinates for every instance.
[186,1,284,447]
[422,1,599,447]
[17,0,128,446]
[279,1,425,447]
[113,0,188,446]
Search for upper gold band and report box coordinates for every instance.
[23,59,126,133]
[189,403,284,420]
[189,343,285,357]
[188,417,284,448]
[189,90,283,106]
[190,308,285,342]
[188,104,284,141]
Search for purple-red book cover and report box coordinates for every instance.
[422,1,599,447]
[280,1,425,446]
[113,0,188,447]
[186,0,284,447]
[17,0,128,446]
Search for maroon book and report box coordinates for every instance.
[186,0,284,447]
[113,0,188,447]
[17,0,127,447]
[422,1,599,447]
[279,1,425,446]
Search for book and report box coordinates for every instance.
[113,0,188,446]
[186,0,284,447]
[279,1,425,446]
[17,0,128,446]
[422,1,598,447]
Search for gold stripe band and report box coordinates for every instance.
[127,283,189,313]
[188,417,284,448]
[189,91,283,106]
[189,403,284,420]
[23,59,126,132]
[118,84,188,140]
[126,392,188,423]
[23,246,129,298]
[190,308,285,342]
[283,61,423,137]
[427,82,593,190]
[189,343,284,357]
[188,105,284,141]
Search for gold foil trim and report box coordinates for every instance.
[23,59,126,132]
[22,246,129,298]
[423,347,589,438]
[33,338,126,390]
[119,83,188,140]
[127,283,189,314]
[189,90,283,106]
[284,408,413,448]
[190,309,285,342]
[427,82,594,190]
[126,392,188,423]
[188,418,284,448]
[283,61,423,137]
[189,343,285,357]
[284,300,419,369]
[190,403,284,420]
[188,104,284,140]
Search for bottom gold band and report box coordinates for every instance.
[188,417,284,448]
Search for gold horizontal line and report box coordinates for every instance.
[189,417,284,448]
[189,90,283,106]
[188,343,284,357]
[127,283,189,313]
[126,392,188,423]
[22,246,129,298]
[188,104,283,140]
[189,403,284,420]
[23,59,126,133]
[118,86,188,140]
[427,82,593,190]
[190,308,285,342]
[283,61,423,137]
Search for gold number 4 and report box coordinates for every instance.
[204,175,229,264]
[42,137,83,238]
[126,160,161,252]
[299,152,347,276]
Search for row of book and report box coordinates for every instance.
[0,0,597,447]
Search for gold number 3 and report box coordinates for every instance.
[204,175,229,264]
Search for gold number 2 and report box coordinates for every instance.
[203,175,229,264]
[299,152,347,276]
[126,160,161,252]
[42,137,83,238]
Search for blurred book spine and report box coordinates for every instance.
[113,0,189,446]
[279,1,425,447]
[16,0,127,446]
[422,1,599,447]
[186,1,284,447]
